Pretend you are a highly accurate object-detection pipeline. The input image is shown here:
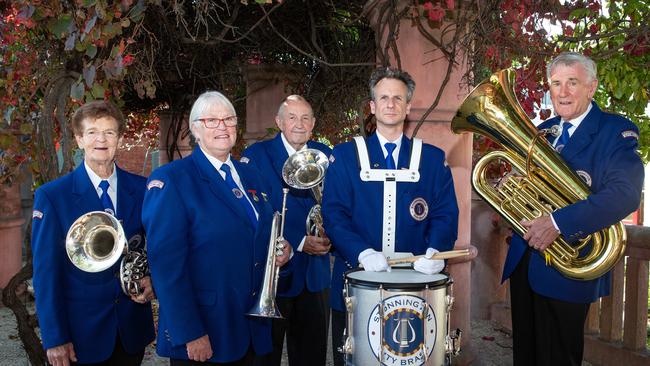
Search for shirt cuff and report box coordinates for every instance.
[297,236,306,252]
[550,213,560,233]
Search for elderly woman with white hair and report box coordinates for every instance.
[142,91,292,366]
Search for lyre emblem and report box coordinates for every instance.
[393,316,416,348]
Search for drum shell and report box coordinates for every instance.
[344,269,451,366]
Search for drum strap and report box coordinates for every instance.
[353,136,422,259]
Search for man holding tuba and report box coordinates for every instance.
[32,101,155,366]
[242,95,332,366]
[322,67,459,366]
[502,52,644,366]
[142,91,292,365]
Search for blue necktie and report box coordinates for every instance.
[555,122,573,153]
[385,142,397,169]
[98,180,116,216]
[220,164,258,230]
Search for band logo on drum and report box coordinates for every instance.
[367,294,436,365]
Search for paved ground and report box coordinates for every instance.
[1,303,516,366]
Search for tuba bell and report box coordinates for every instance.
[282,148,329,237]
[66,211,149,295]
[451,69,626,281]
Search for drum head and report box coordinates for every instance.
[345,268,449,289]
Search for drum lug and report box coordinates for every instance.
[446,294,454,312]
[445,328,462,356]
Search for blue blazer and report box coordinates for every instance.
[242,133,332,297]
[322,133,459,311]
[502,102,644,303]
[32,164,155,363]
[142,147,275,363]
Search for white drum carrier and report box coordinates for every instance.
[341,269,461,366]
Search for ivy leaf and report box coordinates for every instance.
[70,81,85,100]
[64,31,77,51]
[83,65,96,87]
[49,14,73,38]
[91,83,105,99]
[85,44,98,58]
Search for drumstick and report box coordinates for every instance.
[386,249,471,266]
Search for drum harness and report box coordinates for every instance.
[352,136,422,260]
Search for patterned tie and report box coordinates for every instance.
[555,121,573,153]
[98,180,116,216]
[385,142,397,169]
[220,164,258,230]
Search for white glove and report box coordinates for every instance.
[413,248,444,275]
[358,249,390,272]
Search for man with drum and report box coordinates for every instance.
[322,67,459,366]
[242,95,332,366]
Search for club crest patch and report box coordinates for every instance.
[367,294,437,365]
[409,198,428,221]
[32,210,43,219]
[576,170,592,187]
[232,188,244,199]
[240,156,250,164]
[147,180,165,190]
[621,130,639,140]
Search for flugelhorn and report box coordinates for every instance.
[282,148,329,236]
[451,69,625,280]
[247,188,289,318]
[66,211,149,295]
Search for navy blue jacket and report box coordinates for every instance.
[32,164,154,363]
[242,133,332,297]
[322,133,459,311]
[502,102,644,303]
[142,147,275,362]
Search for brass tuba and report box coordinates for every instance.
[66,211,149,295]
[451,69,626,281]
[282,148,329,237]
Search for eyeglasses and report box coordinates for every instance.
[194,116,238,128]
[83,129,119,140]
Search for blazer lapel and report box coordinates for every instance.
[115,166,136,222]
[71,164,104,215]
[269,134,288,183]
[191,148,252,227]
[366,134,386,169]
[234,159,268,235]
[560,103,601,161]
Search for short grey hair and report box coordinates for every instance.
[188,91,236,138]
[369,67,416,102]
[547,52,598,82]
[277,95,313,119]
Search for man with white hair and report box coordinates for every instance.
[502,52,644,365]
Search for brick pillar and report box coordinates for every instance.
[158,110,193,165]
[365,2,476,363]
[0,183,25,289]
[242,64,301,145]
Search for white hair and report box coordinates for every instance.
[547,52,598,82]
[188,91,236,138]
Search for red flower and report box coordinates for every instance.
[427,5,445,22]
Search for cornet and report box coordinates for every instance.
[246,188,290,318]
[282,148,329,237]
[66,211,148,295]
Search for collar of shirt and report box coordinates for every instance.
[280,132,308,156]
[554,102,592,145]
[376,131,403,164]
[85,161,118,209]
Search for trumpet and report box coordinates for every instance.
[247,188,290,318]
[65,211,148,295]
[282,148,329,237]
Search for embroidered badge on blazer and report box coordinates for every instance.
[32,210,43,219]
[147,180,165,190]
[240,157,250,164]
[621,130,639,140]
[409,197,429,221]
[232,188,244,198]
[576,170,592,187]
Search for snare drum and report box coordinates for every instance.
[341,268,454,366]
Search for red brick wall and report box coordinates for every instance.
[115,137,157,177]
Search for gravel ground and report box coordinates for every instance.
[0,304,518,366]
